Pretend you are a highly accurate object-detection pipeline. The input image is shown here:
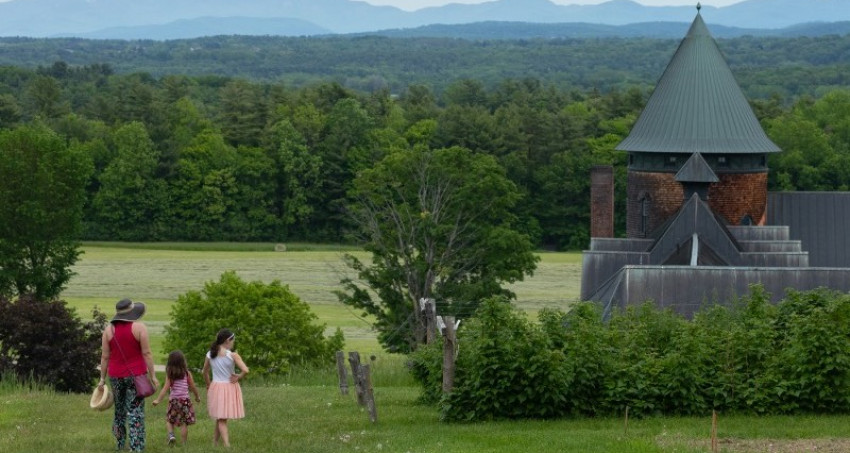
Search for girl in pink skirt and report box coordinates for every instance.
[202,328,250,447]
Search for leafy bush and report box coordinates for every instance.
[163,271,344,375]
[0,294,106,393]
[539,303,610,416]
[440,297,570,421]
[767,288,850,413]
[407,339,444,404]
[415,285,850,421]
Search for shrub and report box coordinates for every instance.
[415,285,850,421]
[407,339,444,404]
[540,303,610,416]
[163,271,344,375]
[767,288,850,413]
[0,294,106,393]
[440,297,570,421]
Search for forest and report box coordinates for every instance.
[1,32,850,96]
[1,32,849,249]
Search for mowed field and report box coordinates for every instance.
[64,244,583,358]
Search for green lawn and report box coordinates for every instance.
[4,378,850,453]
[64,245,582,359]
[6,244,850,452]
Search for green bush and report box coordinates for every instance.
[539,303,610,416]
[0,294,106,393]
[416,285,850,421]
[440,297,570,421]
[767,288,850,413]
[163,271,344,375]
[407,339,444,404]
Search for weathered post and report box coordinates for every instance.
[422,298,437,344]
[440,315,458,394]
[335,350,349,395]
[348,351,365,405]
[624,406,629,434]
[361,364,378,423]
[711,410,718,453]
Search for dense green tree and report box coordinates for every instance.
[338,145,538,353]
[24,75,68,119]
[92,122,168,240]
[218,79,267,147]
[226,145,278,240]
[0,94,22,129]
[164,271,344,375]
[399,83,439,124]
[312,97,379,240]
[0,124,92,299]
[263,119,322,239]
[765,113,834,190]
[169,128,239,240]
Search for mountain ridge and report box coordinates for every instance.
[0,0,848,39]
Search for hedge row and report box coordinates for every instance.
[410,285,850,421]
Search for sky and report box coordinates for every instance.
[363,0,744,11]
[0,0,744,6]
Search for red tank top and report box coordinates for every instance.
[107,322,148,378]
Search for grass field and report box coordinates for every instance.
[63,245,583,358]
[5,244,850,452]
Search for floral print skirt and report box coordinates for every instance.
[166,397,196,426]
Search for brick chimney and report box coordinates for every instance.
[591,165,615,238]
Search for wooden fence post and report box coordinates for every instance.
[624,406,629,435]
[361,364,378,423]
[422,298,437,344]
[440,315,458,394]
[711,410,718,453]
[335,350,348,395]
[348,351,365,405]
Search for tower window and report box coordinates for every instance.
[717,156,728,167]
[664,156,678,168]
[641,197,650,237]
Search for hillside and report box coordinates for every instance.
[1,32,848,98]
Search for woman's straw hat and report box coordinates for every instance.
[90,385,113,411]
[111,298,146,323]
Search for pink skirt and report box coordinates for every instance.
[207,381,244,420]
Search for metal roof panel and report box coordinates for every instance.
[616,13,781,154]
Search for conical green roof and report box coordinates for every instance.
[616,12,780,154]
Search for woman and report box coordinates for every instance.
[98,298,159,451]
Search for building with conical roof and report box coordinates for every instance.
[581,6,850,317]
[617,8,780,238]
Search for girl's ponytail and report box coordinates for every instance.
[209,328,234,359]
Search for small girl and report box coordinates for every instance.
[202,328,249,447]
[152,350,201,446]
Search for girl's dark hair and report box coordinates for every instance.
[166,350,188,382]
[209,328,234,359]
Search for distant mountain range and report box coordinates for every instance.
[0,0,848,40]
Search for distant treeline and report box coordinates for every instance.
[0,33,849,97]
[0,60,849,249]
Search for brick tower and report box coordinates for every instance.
[615,7,780,238]
[582,6,850,318]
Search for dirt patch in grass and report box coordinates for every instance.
[658,434,850,452]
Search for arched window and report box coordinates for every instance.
[641,195,651,237]
[740,214,753,225]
